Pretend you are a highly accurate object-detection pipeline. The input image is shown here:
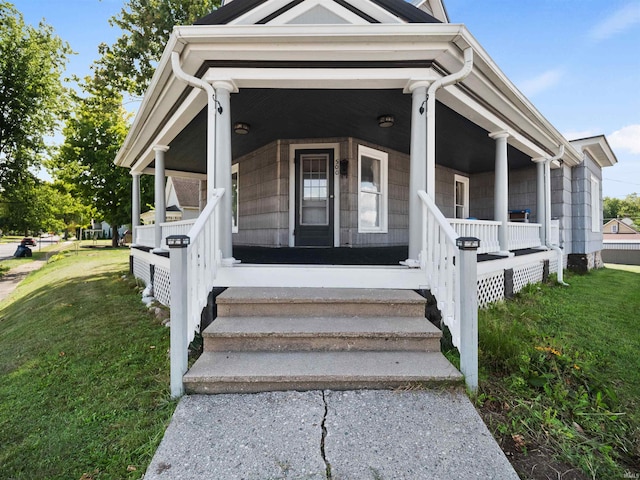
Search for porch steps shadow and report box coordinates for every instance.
[183,287,462,394]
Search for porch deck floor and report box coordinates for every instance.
[231,246,542,265]
[232,246,408,265]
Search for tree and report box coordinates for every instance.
[51,78,134,247]
[604,194,640,229]
[94,0,219,97]
[0,2,71,191]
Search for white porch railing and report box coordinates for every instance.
[448,219,500,254]
[133,219,197,249]
[184,189,224,343]
[418,191,461,349]
[507,222,542,250]
[134,224,155,247]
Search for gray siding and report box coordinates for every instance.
[571,154,603,255]
[551,164,573,252]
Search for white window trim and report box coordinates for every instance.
[591,174,600,233]
[357,145,388,234]
[232,163,239,234]
[454,174,470,219]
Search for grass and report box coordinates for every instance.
[472,267,640,479]
[0,247,175,480]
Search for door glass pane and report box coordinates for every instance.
[300,154,328,225]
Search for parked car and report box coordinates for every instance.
[21,237,36,246]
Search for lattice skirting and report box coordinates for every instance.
[477,272,505,308]
[513,262,544,294]
[133,257,151,286]
[153,266,171,307]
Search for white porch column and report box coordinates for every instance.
[533,157,547,246]
[213,81,235,261]
[407,81,430,261]
[153,145,169,251]
[489,131,511,256]
[131,172,141,231]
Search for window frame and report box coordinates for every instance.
[454,174,470,219]
[357,145,388,233]
[591,174,600,233]
[232,163,239,233]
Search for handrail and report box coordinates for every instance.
[183,188,225,343]
[417,190,461,349]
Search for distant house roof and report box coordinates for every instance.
[171,178,200,209]
[603,218,640,239]
[195,0,441,25]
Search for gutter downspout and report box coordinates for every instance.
[544,145,568,286]
[171,51,217,198]
[426,47,473,198]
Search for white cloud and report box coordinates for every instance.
[609,125,640,154]
[519,69,564,97]
[590,3,640,41]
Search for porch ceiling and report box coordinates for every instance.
[162,88,531,174]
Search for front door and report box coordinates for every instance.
[294,149,334,246]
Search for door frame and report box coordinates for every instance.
[289,143,340,247]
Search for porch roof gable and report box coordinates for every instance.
[196,0,442,25]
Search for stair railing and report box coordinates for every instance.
[418,190,461,348]
[185,188,225,343]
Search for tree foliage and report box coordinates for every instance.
[604,193,640,229]
[0,2,71,190]
[51,79,134,246]
[95,0,219,97]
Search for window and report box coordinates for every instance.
[454,174,470,219]
[358,145,388,233]
[232,163,239,233]
[611,223,619,234]
[591,175,600,233]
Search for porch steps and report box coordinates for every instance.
[183,287,462,394]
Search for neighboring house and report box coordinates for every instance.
[602,218,640,265]
[140,177,203,224]
[115,0,618,393]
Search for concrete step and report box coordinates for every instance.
[183,350,463,394]
[203,316,442,352]
[216,287,426,317]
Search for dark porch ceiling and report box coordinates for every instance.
[162,88,531,174]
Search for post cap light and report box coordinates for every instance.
[166,235,190,248]
[456,236,480,250]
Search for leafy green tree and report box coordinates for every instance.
[604,194,640,229]
[0,2,71,190]
[51,78,133,247]
[0,172,58,235]
[95,0,219,97]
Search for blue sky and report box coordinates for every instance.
[12,0,640,199]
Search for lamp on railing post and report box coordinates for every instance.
[166,234,190,398]
[456,236,480,393]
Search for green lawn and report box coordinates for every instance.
[475,266,640,479]
[0,248,174,480]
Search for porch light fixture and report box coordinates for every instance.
[456,236,480,250]
[233,122,250,134]
[377,115,394,128]
[166,235,190,248]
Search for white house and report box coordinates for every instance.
[140,176,202,224]
[115,0,617,396]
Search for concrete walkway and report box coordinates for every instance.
[0,242,73,303]
[145,389,519,480]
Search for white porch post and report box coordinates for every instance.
[407,81,430,261]
[131,171,141,231]
[153,145,169,251]
[213,81,235,261]
[489,131,511,256]
[457,237,480,392]
[533,158,546,245]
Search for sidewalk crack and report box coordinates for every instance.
[320,391,332,479]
